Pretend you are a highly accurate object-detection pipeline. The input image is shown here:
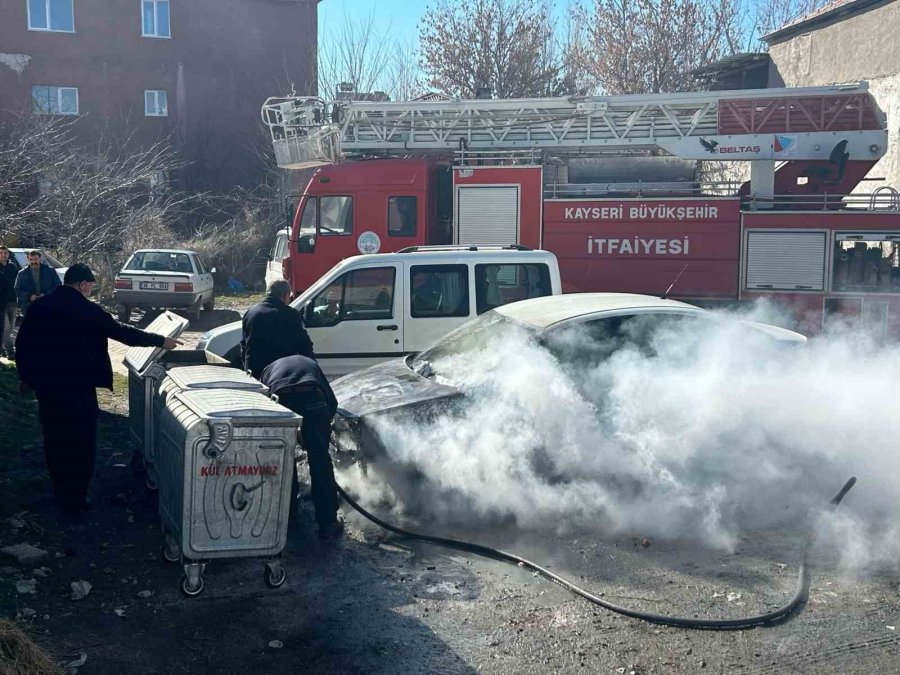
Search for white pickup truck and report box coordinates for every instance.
[198,246,562,378]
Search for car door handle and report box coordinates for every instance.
[376,324,398,331]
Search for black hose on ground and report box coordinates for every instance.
[335,476,857,630]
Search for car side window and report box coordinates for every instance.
[475,263,551,314]
[306,267,395,327]
[410,264,469,318]
[194,256,206,274]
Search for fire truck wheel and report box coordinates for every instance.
[180,574,205,597]
[264,565,287,589]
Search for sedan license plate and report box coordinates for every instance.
[140,282,169,290]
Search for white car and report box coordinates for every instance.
[6,248,67,283]
[265,229,289,289]
[114,249,215,323]
[198,246,562,377]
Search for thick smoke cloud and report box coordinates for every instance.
[341,305,900,570]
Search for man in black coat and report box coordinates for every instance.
[241,279,314,378]
[16,263,180,514]
[261,354,342,539]
[0,246,17,358]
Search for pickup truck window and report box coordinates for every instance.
[410,264,469,318]
[307,266,395,327]
[388,196,417,237]
[475,263,551,314]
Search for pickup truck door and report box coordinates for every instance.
[303,263,405,377]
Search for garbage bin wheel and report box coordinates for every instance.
[264,565,287,589]
[161,545,180,563]
[180,574,205,597]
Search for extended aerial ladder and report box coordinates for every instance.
[261,83,888,203]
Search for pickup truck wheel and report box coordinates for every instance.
[203,295,215,312]
[117,306,131,323]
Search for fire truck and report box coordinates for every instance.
[261,83,900,336]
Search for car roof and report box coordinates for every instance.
[334,248,556,268]
[130,249,197,255]
[493,293,701,330]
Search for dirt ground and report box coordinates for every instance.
[2,299,899,674]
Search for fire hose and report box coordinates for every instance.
[334,476,857,630]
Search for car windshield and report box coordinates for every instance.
[40,252,64,268]
[411,311,536,376]
[124,252,193,273]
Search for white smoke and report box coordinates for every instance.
[343,305,900,568]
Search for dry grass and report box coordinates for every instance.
[0,620,60,675]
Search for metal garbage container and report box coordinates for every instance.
[155,388,302,597]
[145,366,268,489]
[123,312,230,484]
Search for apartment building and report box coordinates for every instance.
[0,0,318,189]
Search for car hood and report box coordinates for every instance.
[202,320,241,342]
[332,357,461,418]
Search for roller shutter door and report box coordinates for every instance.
[744,230,827,291]
[456,186,519,246]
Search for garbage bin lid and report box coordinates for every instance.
[166,365,269,393]
[123,311,190,375]
[176,389,302,423]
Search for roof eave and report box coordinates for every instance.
[763,0,886,43]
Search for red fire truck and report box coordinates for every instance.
[261,83,900,336]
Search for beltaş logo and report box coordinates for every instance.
[774,135,795,153]
[699,137,719,154]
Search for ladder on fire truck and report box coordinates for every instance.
[261,83,887,173]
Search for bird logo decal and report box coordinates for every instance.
[699,138,719,154]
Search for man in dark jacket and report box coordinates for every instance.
[16,263,179,514]
[0,246,17,358]
[14,250,61,315]
[241,279,314,378]
[260,354,342,539]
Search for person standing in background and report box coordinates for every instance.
[15,250,60,315]
[0,246,17,358]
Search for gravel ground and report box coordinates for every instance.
[1,297,898,673]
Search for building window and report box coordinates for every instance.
[144,90,168,116]
[32,85,79,115]
[388,196,417,237]
[142,0,170,38]
[28,0,74,32]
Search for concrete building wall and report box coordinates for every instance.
[767,0,900,195]
[0,0,318,190]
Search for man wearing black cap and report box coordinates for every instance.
[16,263,180,514]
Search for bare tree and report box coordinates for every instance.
[571,0,742,95]
[419,0,568,99]
[318,11,396,101]
[748,0,828,49]
[387,41,427,101]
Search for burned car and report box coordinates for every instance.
[329,293,807,471]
